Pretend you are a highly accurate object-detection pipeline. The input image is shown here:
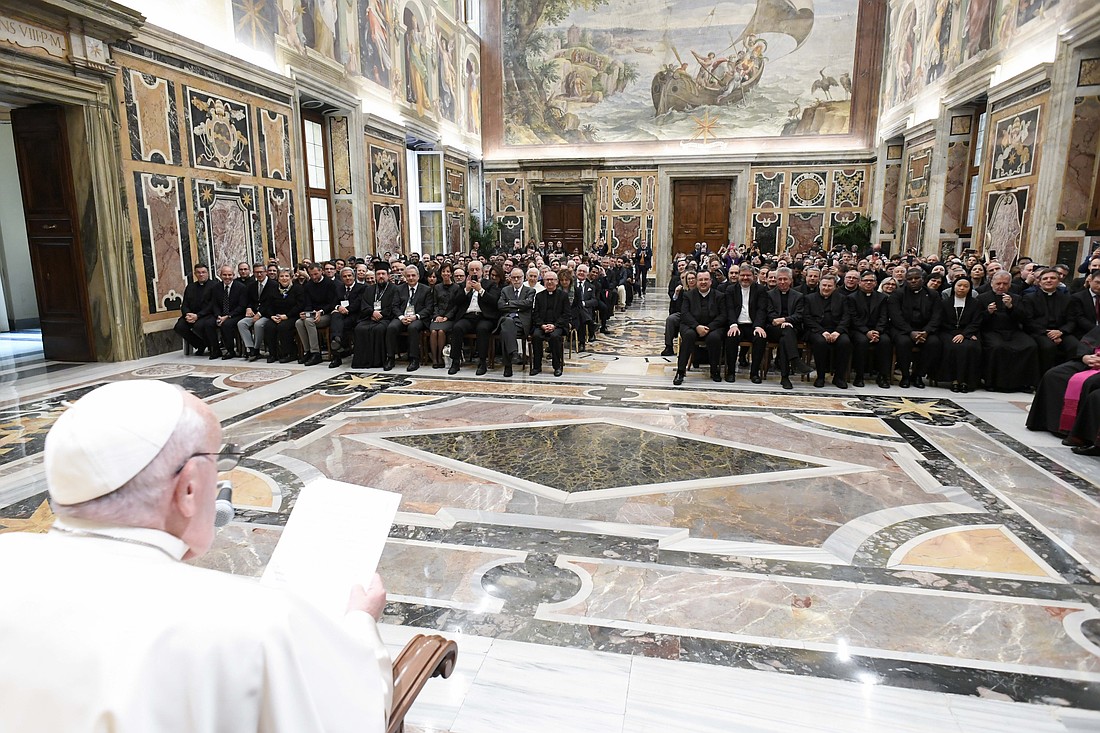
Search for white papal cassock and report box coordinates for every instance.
[0,518,392,732]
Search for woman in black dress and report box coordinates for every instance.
[429,263,459,368]
[938,276,982,392]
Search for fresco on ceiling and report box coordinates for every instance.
[500,0,859,146]
[884,0,1075,109]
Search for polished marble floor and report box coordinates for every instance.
[2,304,1100,731]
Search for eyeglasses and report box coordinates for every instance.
[174,443,243,475]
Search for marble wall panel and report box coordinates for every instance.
[185,86,253,174]
[831,169,864,209]
[496,178,525,213]
[1081,58,1100,87]
[612,178,642,212]
[122,69,180,165]
[788,171,828,208]
[265,186,297,265]
[258,108,291,181]
[752,212,782,255]
[788,213,825,255]
[747,165,870,252]
[754,172,783,209]
[194,180,261,268]
[329,116,352,194]
[611,216,641,253]
[447,211,465,252]
[334,199,356,260]
[880,163,901,235]
[446,166,466,208]
[1059,96,1100,232]
[902,203,926,253]
[133,172,190,315]
[989,105,1040,183]
[904,145,932,201]
[941,139,971,235]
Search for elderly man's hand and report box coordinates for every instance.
[347,573,387,620]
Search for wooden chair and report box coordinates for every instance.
[388,634,459,733]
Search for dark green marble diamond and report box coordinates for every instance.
[387,423,816,493]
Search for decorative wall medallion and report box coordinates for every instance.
[990,106,1040,182]
[612,177,642,211]
[186,87,252,173]
[369,145,401,197]
[789,172,827,207]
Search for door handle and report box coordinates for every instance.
[42,224,58,230]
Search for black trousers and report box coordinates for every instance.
[329,311,356,350]
[174,315,213,350]
[1034,334,1079,377]
[807,332,852,378]
[677,326,723,374]
[851,331,892,380]
[451,313,492,361]
[893,331,942,378]
[723,324,765,376]
[763,325,800,375]
[265,317,298,359]
[386,317,427,360]
[532,326,564,369]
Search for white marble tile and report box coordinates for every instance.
[450,639,631,733]
[945,694,1077,732]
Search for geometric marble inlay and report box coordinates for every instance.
[890,526,1061,581]
[387,422,816,494]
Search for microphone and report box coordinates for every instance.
[214,480,234,527]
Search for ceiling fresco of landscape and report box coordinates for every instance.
[500,0,860,146]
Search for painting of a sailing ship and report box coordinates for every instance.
[500,0,859,146]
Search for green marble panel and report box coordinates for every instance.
[388,423,815,493]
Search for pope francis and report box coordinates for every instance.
[0,380,392,731]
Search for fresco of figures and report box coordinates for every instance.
[230,0,480,133]
[500,0,863,145]
[884,0,1075,110]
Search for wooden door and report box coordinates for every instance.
[11,105,96,361]
[541,195,584,253]
[672,180,731,255]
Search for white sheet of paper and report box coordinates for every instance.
[261,478,400,619]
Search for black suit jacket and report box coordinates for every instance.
[724,282,765,326]
[1024,289,1075,335]
[451,281,501,321]
[334,281,367,317]
[244,276,277,314]
[888,286,942,334]
[210,279,248,318]
[681,289,725,331]
[533,288,572,332]
[390,282,434,321]
[762,288,806,330]
[1069,288,1100,334]
[804,292,851,335]
[180,280,214,317]
[575,279,598,322]
[847,290,889,334]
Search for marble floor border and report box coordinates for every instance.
[887,524,1068,583]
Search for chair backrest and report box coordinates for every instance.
[387,634,459,733]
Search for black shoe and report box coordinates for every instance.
[814,376,825,388]
[329,356,342,368]
[852,378,864,388]
[530,366,542,376]
[578,344,586,352]
[448,361,460,375]
[279,355,295,364]
[476,361,487,376]
[711,371,721,382]
[267,355,278,363]
[209,350,221,360]
[898,376,910,388]
[660,348,675,357]
[877,376,890,389]
[781,376,793,390]
[247,349,260,362]
[221,350,236,360]
[305,353,323,366]
[912,376,926,389]
[960,383,971,393]
[407,360,420,372]
[383,359,395,371]
[433,361,445,369]
[751,374,762,384]
[1062,437,1085,447]
[554,367,563,377]
[194,346,207,357]
[832,378,848,390]
[504,363,513,378]
[1071,445,1100,456]
[791,358,813,375]
[673,372,685,386]
[951,383,960,393]
[512,353,524,365]
[725,373,736,383]
[297,354,307,364]
[601,327,610,334]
